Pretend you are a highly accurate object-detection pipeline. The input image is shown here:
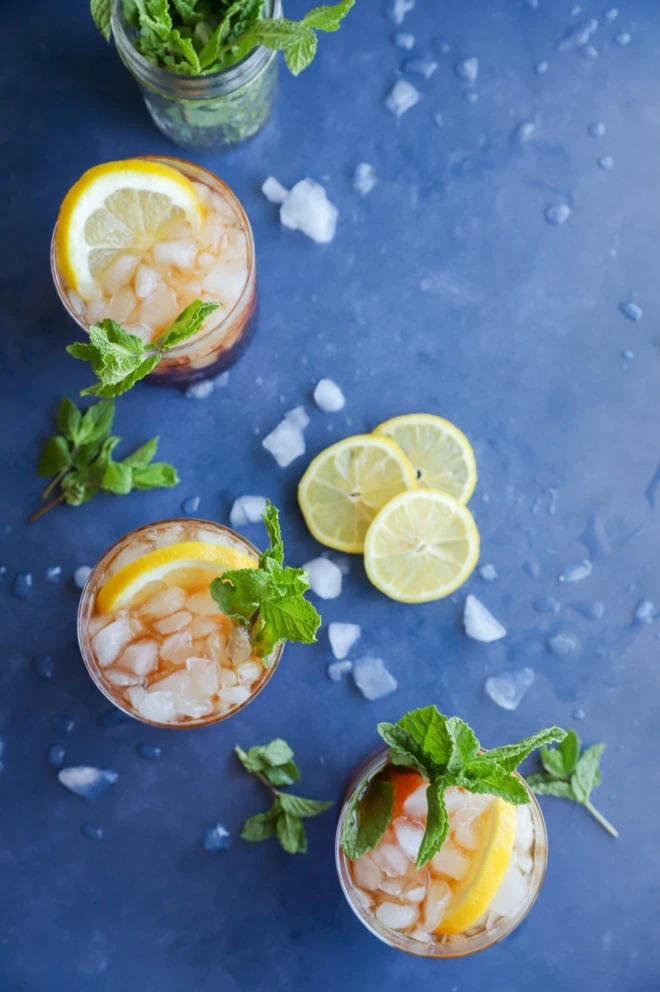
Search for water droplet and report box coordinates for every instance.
[13,573,33,599]
[99,708,128,728]
[634,599,655,623]
[455,57,479,81]
[74,566,91,590]
[523,561,541,578]
[434,112,444,128]
[514,120,536,143]
[545,203,571,225]
[614,31,631,45]
[622,349,634,362]
[393,32,415,50]
[81,824,103,842]
[571,4,582,14]
[534,597,561,614]
[464,91,479,104]
[548,633,579,656]
[47,744,66,769]
[44,565,62,584]
[598,155,614,170]
[581,44,598,59]
[204,824,231,852]
[182,496,201,514]
[53,715,75,733]
[570,600,605,620]
[137,743,162,760]
[619,300,643,321]
[572,707,586,720]
[536,60,549,74]
[588,121,606,137]
[33,655,54,679]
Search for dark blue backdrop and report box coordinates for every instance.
[1,1,659,989]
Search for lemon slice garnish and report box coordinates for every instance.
[363,489,479,602]
[97,541,255,614]
[55,159,204,300]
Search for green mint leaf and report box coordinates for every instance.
[120,436,159,469]
[131,462,179,490]
[135,0,172,39]
[80,353,161,397]
[340,775,393,860]
[276,812,307,854]
[90,0,112,40]
[284,29,317,75]
[526,774,575,799]
[261,762,300,787]
[240,808,279,843]
[445,716,479,774]
[153,301,219,351]
[559,729,581,776]
[254,578,321,655]
[61,471,98,506]
[571,743,605,804]
[416,782,449,868]
[171,0,203,25]
[199,0,255,68]
[235,739,295,772]
[166,29,202,72]
[211,570,268,625]
[540,745,567,780]
[377,723,433,778]
[302,0,355,31]
[485,726,567,772]
[276,793,332,818]
[56,397,83,443]
[102,460,134,496]
[38,437,72,477]
[260,501,284,567]
[378,707,451,778]
[77,398,115,445]
[461,757,531,805]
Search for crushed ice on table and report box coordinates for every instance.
[536,60,549,74]
[534,597,561,615]
[464,91,479,104]
[204,824,231,852]
[58,767,118,799]
[304,557,343,599]
[48,744,66,769]
[548,633,579,656]
[280,179,338,244]
[385,79,421,117]
[619,300,643,321]
[573,707,586,720]
[404,57,438,78]
[353,163,377,197]
[81,824,103,842]
[434,112,444,128]
[229,495,267,528]
[479,563,498,582]
[261,176,289,204]
[622,350,634,363]
[523,561,540,578]
[182,496,201,514]
[485,668,535,710]
[464,595,506,642]
[556,17,598,52]
[614,31,631,45]
[99,708,128,728]
[455,57,478,81]
[74,566,92,590]
[13,573,33,598]
[314,378,346,412]
[571,600,605,620]
[137,743,162,760]
[634,599,656,623]
[328,621,361,659]
[394,32,415,49]
[53,715,75,733]
[545,203,571,225]
[588,121,606,137]
[262,407,309,467]
[389,0,414,25]
[328,660,353,682]
[33,654,54,679]
[353,656,398,700]
[581,45,598,59]
[580,514,611,557]
[598,155,614,170]
[514,120,536,143]
[559,559,592,583]
[185,380,214,400]
[44,565,62,584]
[645,466,660,508]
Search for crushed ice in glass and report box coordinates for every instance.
[385,79,421,117]
[204,824,231,852]
[455,57,478,81]
[314,378,346,412]
[229,495,267,528]
[353,163,377,197]
[328,660,353,681]
[45,565,62,584]
[48,744,66,768]
[58,767,119,799]
[485,667,535,710]
[559,559,592,583]
[619,300,643,321]
[262,406,309,467]
[280,179,338,244]
[261,176,289,204]
[13,572,33,598]
[137,743,162,760]
[328,621,361,659]
[304,557,343,599]
[545,203,571,225]
[479,563,498,582]
[464,595,506,642]
[548,633,579,656]
[74,566,92,590]
[33,654,54,679]
[352,656,398,700]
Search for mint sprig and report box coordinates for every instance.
[526,729,619,838]
[66,300,219,398]
[30,397,179,522]
[236,740,332,855]
[210,502,321,660]
[340,706,565,869]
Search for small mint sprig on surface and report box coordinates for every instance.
[526,729,619,838]
[66,300,219,398]
[210,502,321,660]
[30,397,179,522]
[236,740,332,854]
[340,706,565,869]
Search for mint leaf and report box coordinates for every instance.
[153,300,219,350]
[102,460,133,495]
[377,722,432,777]
[80,354,161,398]
[235,739,297,773]
[276,793,332,818]
[378,707,451,777]
[276,812,307,854]
[284,29,317,75]
[211,569,268,625]
[131,462,179,490]
[303,0,355,31]
[254,579,321,655]
[77,398,115,444]
[416,781,449,868]
[120,436,159,469]
[135,0,172,39]
[446,716,479,774]
[240,809,279,842]
[526,774,575,799]
[38,437,71,477]
[559,728,581,776]
[340,776,393,860]
[571,744,605,804]
[260,501,284,567]
[90,0,112,40]
[461,758,530,805]
[540,745,566,779]
[56,397,83,443]
[485,727,567,772]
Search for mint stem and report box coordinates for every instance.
[584,799,619,838]
[28,492,67,524]
[254,770,277,795]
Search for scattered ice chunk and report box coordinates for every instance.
[556,17,598,52]
[588,121,606,137]
[328,621,361,659]
[33,654,54,679]
[45,565,62,584]
[304,558,343,599]
[182,495,201,514]
[614,31,631,45]
[352,656,398,700]
[81,824,103,842]
[570,600,605,620]
[536,60,549,74]
[314,378,346,412]
[119,639,159,676]
[464,595,506,642]
[619,300,643,321]
[328,660,352,681]
[74,566,92,589]
[534,597,560,615]
[559,559,592,583]
[58,766,118,799]
[485,667,535,710]
[280,179,338,244]
[137,743,162,759]
[353,163,377,197]
[376,902,418,930]
[261,176,289,204]
[53,715,75,733]
[262,407,309,467]
[479,563,498,582]
[455,57,478,81]
[545,203,571,225]
[92,617,133,668]
[389,0,414,25]
[229,495,267,528]
[404,57,438,79]
[598,155,614,170]
[548,633,579,656]
[634,599,656,623]
[514,120,536,143]
[13,573,33,598]
[204,824,231,852]
[394,32,415,49]
[573,707,586,720]
[385,79,421,117]
[605,8,618,19]
[185,380,214,400]
[48,744,66,768]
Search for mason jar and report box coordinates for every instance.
[111,0,282,149]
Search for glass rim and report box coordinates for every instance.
[110,0,281,90]
[50,155,256,357]
[77,517,284,729]
[334,747,548,958]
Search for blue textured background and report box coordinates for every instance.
[1,1,659,988]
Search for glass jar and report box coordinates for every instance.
[111,0,282,149]
[335,749,548,958]
[78,518,284,729]
[51,156,258,385]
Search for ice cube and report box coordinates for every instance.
[138,282,179,331]
[314,378,346,412]
[160,629,193,664]
[182,495,201,514]
[352,657,398,701]
[353,163,377,197]
[67,291,85,315]
[204,824,231,852]
[280,179,338,244]
[372,843,410,876]
[489,866,529,917]
[227,625,252,664]
[140,586,187,618]
[153,610,193,635]
[431,841,471,880]
[206,632,229,664]
[375,902,419,930]
[186,657,220,696]
[304,558,342,599]
[422,879,451,930]
[389,0,415,25]
[379,878,404,896]
[53,714,75,733]
[87,615,111,638]
[444,788,492,815]
[118,639,159,677]
[404,57,438,78]
[219,667,238,687]
[137,743,161,760]
[153,239,198,269]
[74,565,92,589]
[262,176,290,204]
[328,622,361,659]
[327,660,352,681]
[219,685,251,706]
[101,253,140,295]
[452,807,486,850]
[154,671,213,719]
[485,667,535,710]
[545,203,571,226]
[237,661,262,685]
[352,854,383,891]
[394,31,415,49]
[185,380,214,400]
[514,804,535,854]
[201,260,246,306]
[190,616,217,638]
[548,633,579,656]
[634,599,655,623]
[108,541,154,576]
[404,885,427,904]
[108,285,137,324]
[199,213,224,250]
[393,818,424,861]
[464,595,507,642]
[58,766,118,799]
[229,495,267,528]
[479,563,498,582]
[284,405,309,430]
[134,264,160,299]
[191,180,215,208]
[92,617,133,668]
[128,687,177,723]
[403,784,428,818]
[105,669,140,687]
[558,559,592,583]
[262,408,309,467]
[455,56,479,81]
[385,79,421,117]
